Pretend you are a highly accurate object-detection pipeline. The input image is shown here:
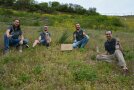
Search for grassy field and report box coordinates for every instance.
[0,14,134,89]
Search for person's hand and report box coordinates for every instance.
[19,40,23,45]
[74,40,77,43]
[85,35,89,39]
[7,34,12,38]
[46,39,50,43]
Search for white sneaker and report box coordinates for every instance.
[19,46,23,53]
[19,50,22,53]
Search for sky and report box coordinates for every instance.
[37,0,134,16]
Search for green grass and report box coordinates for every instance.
[0,10,134,89]
[0,25,133,90]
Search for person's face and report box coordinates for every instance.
[44,26,48,32]
[105,31,112,40]
[14,20,20,27]
[75,24,80,30]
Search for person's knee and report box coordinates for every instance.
[83,35,89,42]
[96,55,100,60]
[35,40,40,44]
[23,39,29,45]
[115,50,122,55]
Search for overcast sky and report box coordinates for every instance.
[37,0,134,16]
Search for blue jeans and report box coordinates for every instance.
[40,39,49,47]
[4,34,29,50]
[73,35,89,48]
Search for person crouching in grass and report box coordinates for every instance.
[4,19,29,54]
[73,23,89,48]
[32,25,51,48]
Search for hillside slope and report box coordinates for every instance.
[0,11,134,90]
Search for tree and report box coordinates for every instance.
[51,1,60,10]
[0,0,15,6]
[87,8,99,15]
[14,0,35,10]
[39,2,48,12]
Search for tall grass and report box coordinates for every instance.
[58,30,71,44]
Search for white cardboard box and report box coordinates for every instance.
[61,44,73,51]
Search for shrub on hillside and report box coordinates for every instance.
[0,8,14,16]
[58,30,70,44]
[68,61,98,82]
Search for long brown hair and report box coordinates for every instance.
[12,19,21,30]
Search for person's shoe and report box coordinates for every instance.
[123,69,129,76]
[25,44,29,48]
[3,49,9,54]
[19,46,23,53]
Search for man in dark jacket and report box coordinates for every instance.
[73,23,89,48]
[4,19,29,54]
[32,26,51,47]
[96,31,128,75]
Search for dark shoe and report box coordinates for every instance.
[25,44,29,48]
[46,43,50,47]
[3,49,9,54]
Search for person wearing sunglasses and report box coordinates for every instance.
[32,25,51,47]
[96,31,128,75]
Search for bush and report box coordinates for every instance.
[33,65,43,75]
[68,61,98,81]
[58,30,70,44]
[18,73,30,83]
[0,8,14,16]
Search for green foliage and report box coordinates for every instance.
[69,61,98,82]
[0,86,4,90]
[91,54,96,60]
[2,56,15,64]
[0,8,124,30]
[0,8,14,16]
[0,0,99,15]
[33,65,43,75]
[1,55,23,64]
[18,73,30,83]
[58,30,70,44]
[0,0,15,6]
[0,12,134,90]
[125,52,134,61]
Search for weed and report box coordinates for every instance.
[18,73,30,83]
[58,30,70,44]
[69,60,98,82]
[33,65,43,75]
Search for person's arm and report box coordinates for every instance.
[83,30,88,36]
[83,31,87,36]
[49,34,51,42]
[73,33,76,41]
[46,34,51,43]
[20,34,24,40]
[83,30,89,39]
[19,34,24,44]
[38,36,41,41]
[6,29,12,38]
